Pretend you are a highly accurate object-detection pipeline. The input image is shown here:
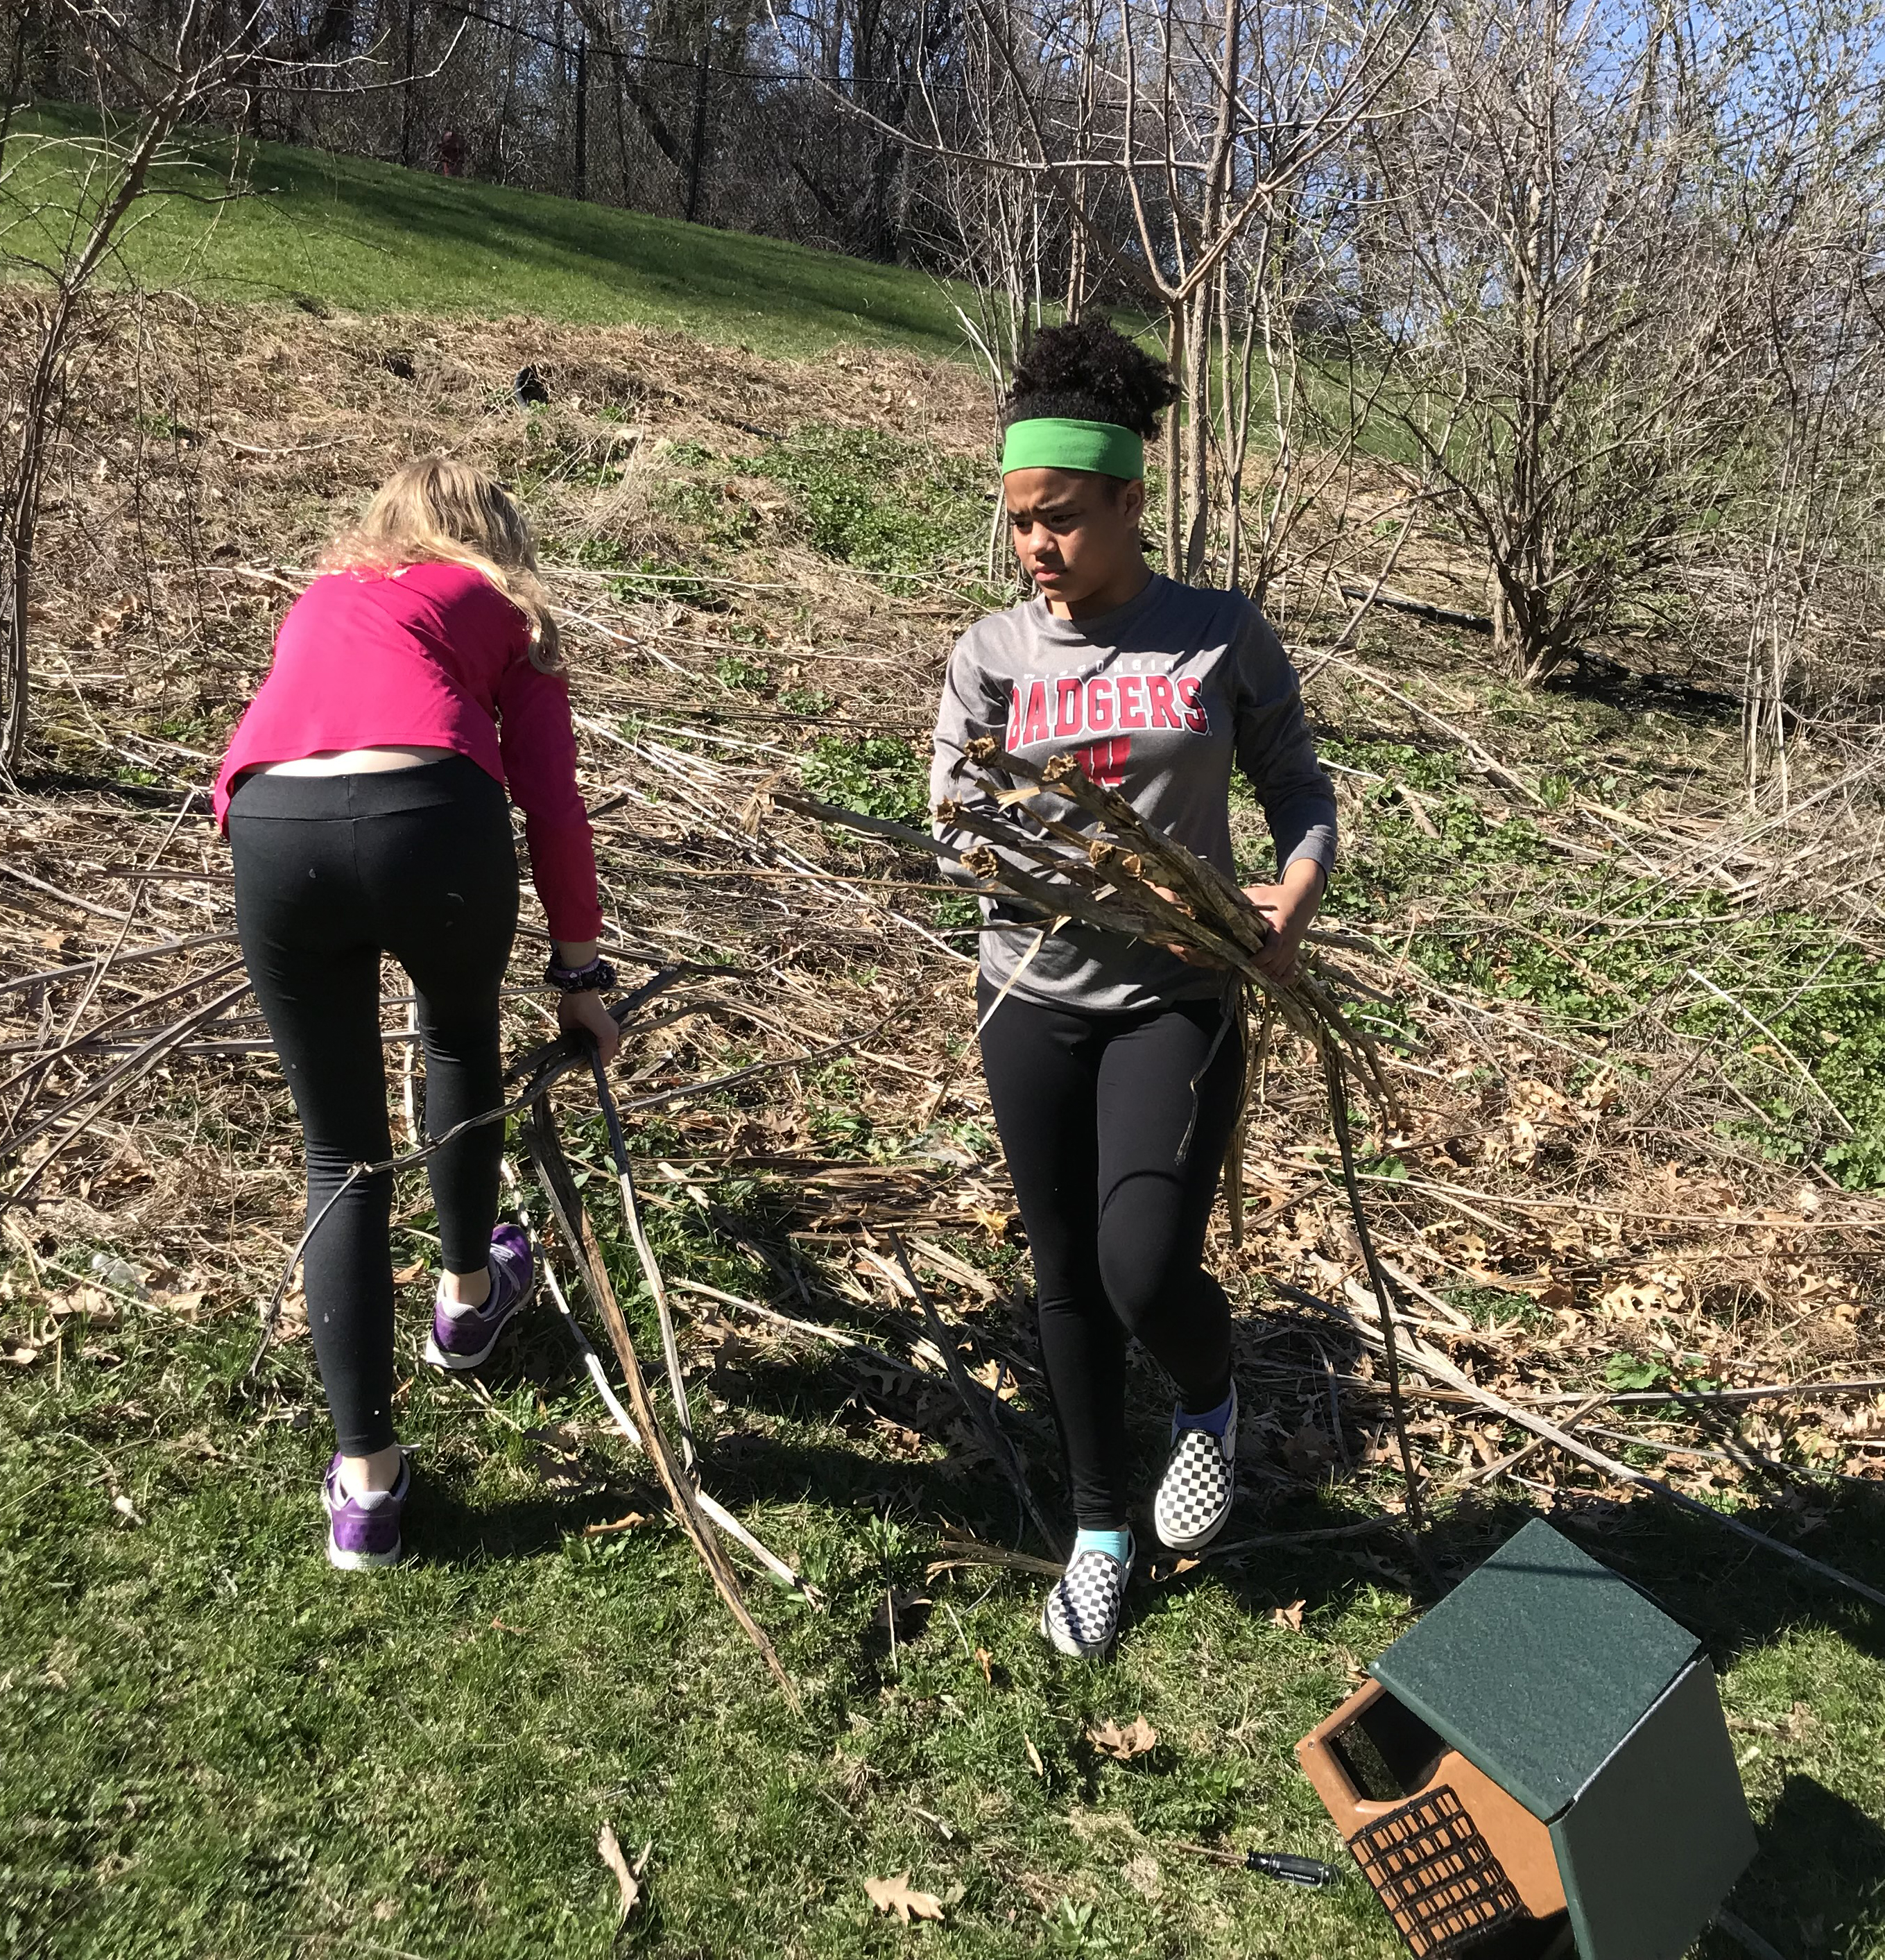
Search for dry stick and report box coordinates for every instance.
[0,954,248,1099]
[526,1095,801,1707]
[889,1234,1067,1562]
[1320,1033,1427,1538]
[1713,1911,1788,1960]
[1450,1397,1608,1492]
[1288,1285,1885,1615]
[1685,965,1854,1136]
[1225,997,1273,1251]
[535,1248,821,1605]
[1576,1422,1879,1490]
[776,777,1397,1115]
[0,860,135,922]
[55,792,196,1049]
[614,1009,909,1115]
[954,748,1401,1110]
[584,1041,698,1477]
[1317,656,1544,807]
[400,999,420,1151]
[926,1517,1395,1581]
[1,976,253,1207]
[0,929,241,999]
[1557,1377,1885,1411]
[669,1275,935,1386]
[926,1540,1067,1581]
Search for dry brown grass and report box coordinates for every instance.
[3,296,1883,1570]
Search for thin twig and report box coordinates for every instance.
[1291,1283,1885,1613]
[585,1040,698,1477]
[527,1095,801,1705]
[535,1245,821,1604]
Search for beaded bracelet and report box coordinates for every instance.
[544,954,618,995]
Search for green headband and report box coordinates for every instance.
[1001,417,1144,480]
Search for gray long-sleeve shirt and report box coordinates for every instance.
[930,573,1337,1013]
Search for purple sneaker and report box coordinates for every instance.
[422,1223,535,1370]
[322,1452,408,1571]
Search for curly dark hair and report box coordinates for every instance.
[1005,316,1176,438]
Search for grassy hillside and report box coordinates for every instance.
[6,108,974,360]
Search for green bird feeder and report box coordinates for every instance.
[1296,1518,1756,1960]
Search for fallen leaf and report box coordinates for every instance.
[391,1262,427,1285]
[1271,1599,1307,1632]
[871,1590,932,1641]
[863,1871,945,1925]
[490,1616,530,1634]
[583,1511,648,1537]
[1087,1715,1159,1760]
[1600,1269,1687,1319]
[597,1823,648,1928]
[1284,1422,1339,1475]
[4,1344,40,1366]
[1024,1735,1045,1776]
[974,1646,992,1685]
[1142,1553,1202,1585]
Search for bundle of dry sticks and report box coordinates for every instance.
[777,735,1432,1527]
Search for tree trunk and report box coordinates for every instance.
[1164,304,1185,576]
[1,300,64,779]
[685,40,709,222]
[1183,283,1211,581]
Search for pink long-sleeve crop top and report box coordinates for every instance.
[214,560,604,943]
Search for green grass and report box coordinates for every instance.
[4,1125,1884,1957]
[3,108,974,359]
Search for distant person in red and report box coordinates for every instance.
[214,458,619,1572]
[438,128,467,177]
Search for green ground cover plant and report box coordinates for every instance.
[1307,732,1885,1187]
[746,426,992,585]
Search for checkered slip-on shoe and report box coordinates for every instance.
[1038,1533,1135,1660]
[1153,1381,1239,1551]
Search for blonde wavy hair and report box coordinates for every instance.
[322,456,562,672]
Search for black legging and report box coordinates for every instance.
[977,977,1245,1530]
[228,757,519,1454]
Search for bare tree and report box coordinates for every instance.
[1359,0,1884,687]
[881,0,1418,594]
[0,0,415,772]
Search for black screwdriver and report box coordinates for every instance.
[1246,1850,1339,1888]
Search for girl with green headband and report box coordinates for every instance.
[930,318,1337,1659]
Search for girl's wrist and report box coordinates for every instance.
[546,951,617,994]
[1283,858,1327,900]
